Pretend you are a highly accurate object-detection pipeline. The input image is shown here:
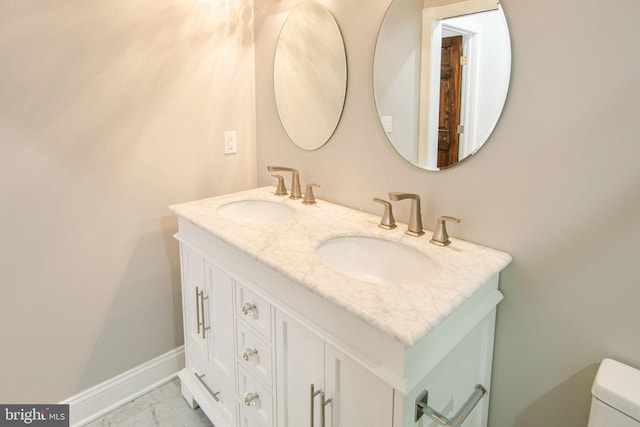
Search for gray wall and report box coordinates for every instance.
[2,0,638,425]
[255,0,640,426]
[0,0,256,402]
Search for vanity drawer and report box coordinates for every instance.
[187,352,237,426]
[236,321,273,389]
[238,365,273,426]
[235,283,272,341]
[238,408,268,427]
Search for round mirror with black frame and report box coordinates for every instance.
[274,1,347,151]
[373,0,511,171]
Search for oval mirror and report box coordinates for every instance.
[274,1,347,150]
[373,0,511,170]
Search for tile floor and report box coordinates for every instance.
[83,378,212,426]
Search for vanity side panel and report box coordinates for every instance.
[404,275,501,391]
[400,309,497,427]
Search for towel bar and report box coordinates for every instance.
[415,384,487,426]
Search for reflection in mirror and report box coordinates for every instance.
[274,1,347,151]
[374,0,511,170]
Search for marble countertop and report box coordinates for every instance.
[170,187,512,347]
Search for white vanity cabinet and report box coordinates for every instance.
[170,188,512,427]
[178,239,395,427]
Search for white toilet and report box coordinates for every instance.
[588,358,640,426]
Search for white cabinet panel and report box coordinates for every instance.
[324,344,394,427]
[180,244,208,359]
[205,260,236,383]
[238,410,266,427]
[275,311,324,427]
[275,311,394,427]
[399,313,496,427]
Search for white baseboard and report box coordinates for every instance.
[63,346,185,427]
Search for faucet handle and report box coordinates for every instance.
[271,174,288,196]
[373,198,397,230]
[430,216,461,246]
[302,183,320,205]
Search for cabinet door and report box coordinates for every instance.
[275,311,324,427]
[324,345,394,427]
[180,244,208,359]
[204,260,236,385]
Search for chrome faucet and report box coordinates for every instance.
[267,166,302,199]
[388,192,424,236]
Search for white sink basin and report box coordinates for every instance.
[315,236,439,285]
[217,200,295,224]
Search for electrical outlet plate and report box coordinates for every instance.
[224,131,237,154]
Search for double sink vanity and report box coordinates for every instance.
[168,0,514,422]
[170,185,511,427]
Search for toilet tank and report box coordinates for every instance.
[588,358,640,427]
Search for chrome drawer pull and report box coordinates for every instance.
[242,348,260,365]
[194,372,220,402]
[415,384,487,426]
[241,302,259,320]
[320,391,332,427]
[310,384,320,427]
[243,392,260,409]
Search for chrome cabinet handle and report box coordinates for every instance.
[310,384,319,427]
[320,391,332,427]
[195,286,209,339]
[194,372,220,402]
[242,348,260,365]
[241,302,259,320]
[310,384,331,427]
[415,384,487,426]
[243,392,260,408]
[195,287,201,334]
